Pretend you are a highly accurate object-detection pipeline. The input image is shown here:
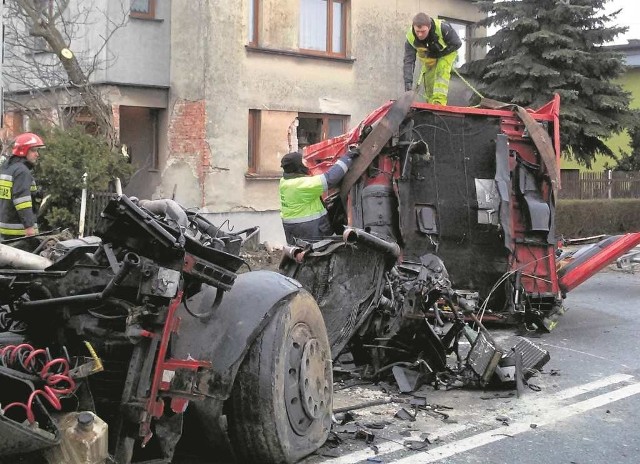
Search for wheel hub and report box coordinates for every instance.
[284,323,331,436]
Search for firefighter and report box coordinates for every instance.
[0,132,45,240]
[404,12,461,105]
[279,147,358,244]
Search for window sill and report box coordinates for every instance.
[245,172,282,180]
[129,15,164,22]
[245,45,355,63]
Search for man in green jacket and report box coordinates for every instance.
[279,148,357,244]
[0,132,45,240]
[403,12,461,105]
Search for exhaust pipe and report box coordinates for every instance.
[342,228,401,258]
[0,243,53,270]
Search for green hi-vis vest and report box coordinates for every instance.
[279,175,327,223]
[406,19,447,64]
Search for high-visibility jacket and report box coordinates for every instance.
[403,18,462,90]
[406,19,448,64]
[279,155,352,243]
[0,156,38,237]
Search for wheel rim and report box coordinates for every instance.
[285,323,331,436]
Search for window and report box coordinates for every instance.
[442,18,471,67]
[299,0,347,56]
[248,109,349,176]
[297,113,347,147]
[130,0,156,19]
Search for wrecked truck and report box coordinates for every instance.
[0,195,332,463]
[280,91,638,388]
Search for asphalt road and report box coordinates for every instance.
[303,267,640,464]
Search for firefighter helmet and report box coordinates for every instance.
[12,132,46,157]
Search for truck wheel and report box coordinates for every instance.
[227,290,333,463]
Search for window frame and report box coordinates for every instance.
[299,0,348,58]
[297,112,348,143]
[130,0,156,20]
[439,17,472,67]
[248,0,260,46]
[247,109,262,175]
[247,110,349,177]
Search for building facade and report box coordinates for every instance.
[3,0,486,244]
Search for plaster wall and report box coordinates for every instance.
[164,0,485,244]
[103,0,171,86]
[4,0,170,92]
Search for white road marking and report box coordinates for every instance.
[539,342,632,368]
[393,381,640,463]
[319,423,469,464]
[321,373,634,464]
[550,373,633,400]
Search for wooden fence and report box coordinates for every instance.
[84,191,117,236]
[559,170,640,199]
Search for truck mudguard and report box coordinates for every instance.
[172,270,302,400]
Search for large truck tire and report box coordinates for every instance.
[227,289,333,463]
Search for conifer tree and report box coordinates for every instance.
[463,0,633,167]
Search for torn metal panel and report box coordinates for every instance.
[466,331,504,385]
[475,178,500,225]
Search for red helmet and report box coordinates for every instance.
[12,132,45,157]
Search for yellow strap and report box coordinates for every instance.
[452,67,485,100]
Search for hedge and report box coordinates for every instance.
[555,199,640,239]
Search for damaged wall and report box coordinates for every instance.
[161,0,486,244]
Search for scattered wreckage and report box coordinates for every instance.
[0,196,332,463]
[3,93,639,464]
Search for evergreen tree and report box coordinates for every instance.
[614,110,640,171]
[463,0,633,167]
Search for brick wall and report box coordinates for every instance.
[167,99,210,205]
[112,104,120,137]
[3,111,24,137]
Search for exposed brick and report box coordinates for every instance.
[168,99,210,205]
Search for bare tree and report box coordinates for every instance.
[4,0,129,145]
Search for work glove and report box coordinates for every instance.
[347,145,360,159]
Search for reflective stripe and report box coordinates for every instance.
[281,210,327,224]
[0,174,12,181]
[15,201,33,211]
[0,221,38,235]
[13,194,32,205]
[335,159,348,174]
[0,228,27,236]
[14,193,33,210]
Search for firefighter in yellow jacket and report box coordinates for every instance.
[403,12,462,105]
[0,133,45,240]
[279,148,358,244]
